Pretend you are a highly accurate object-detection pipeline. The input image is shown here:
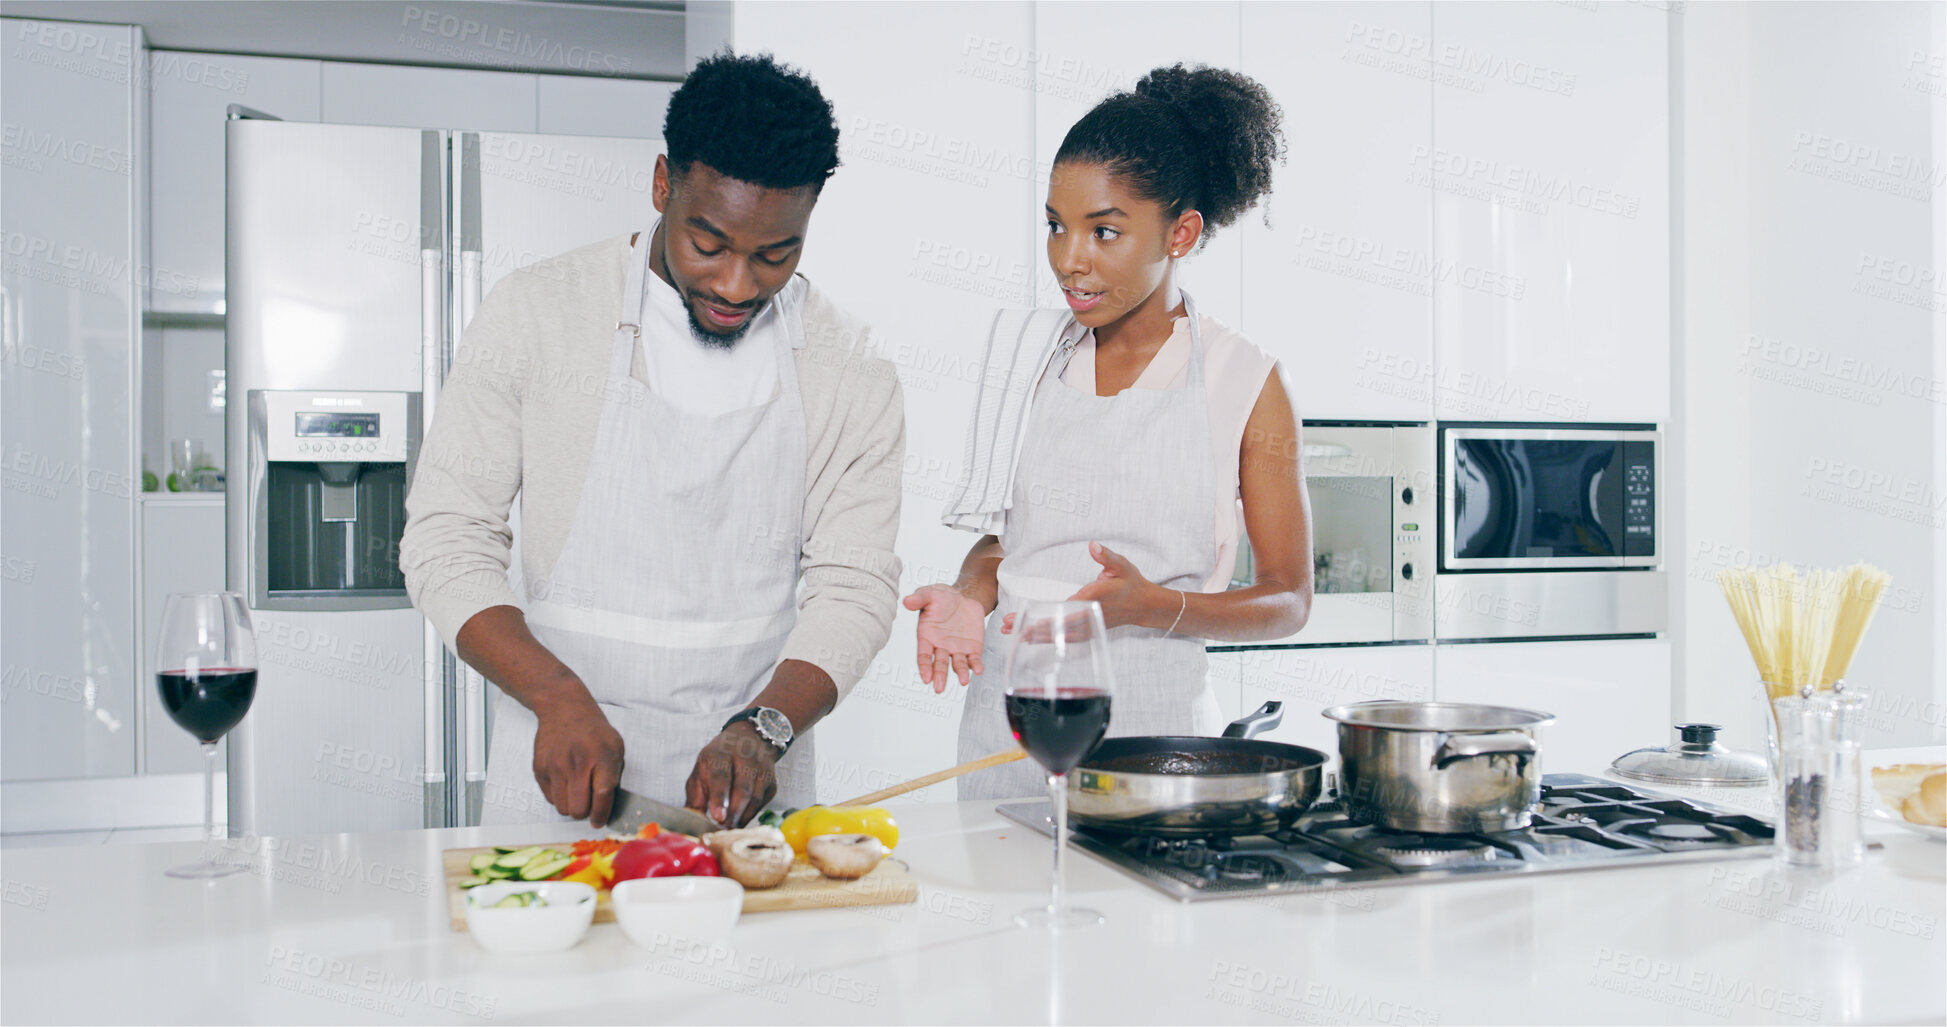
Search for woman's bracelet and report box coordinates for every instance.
[1166,589,1187,635]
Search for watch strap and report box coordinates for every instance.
[722,706,791,756]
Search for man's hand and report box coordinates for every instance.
[685,724,779,828]
[903,584,989,693]
[531,700,626,828]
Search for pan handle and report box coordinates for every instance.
[1222,701,1284,739]
[1431,731,1537,771]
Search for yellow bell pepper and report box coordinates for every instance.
[780,808,814,853]
[562,863,607,888]
[783,806,898,853]
[564,848,617,889]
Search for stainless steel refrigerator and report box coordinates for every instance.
[225,110,661,836]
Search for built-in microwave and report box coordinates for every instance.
[1433,423,1665,641]
[1231,422,1433,645]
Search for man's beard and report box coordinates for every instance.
[686,299,756,349]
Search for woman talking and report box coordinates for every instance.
[906,64,1316,800]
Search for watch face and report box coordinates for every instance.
[755,707,792,743]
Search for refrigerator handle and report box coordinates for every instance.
[449,130,488,824]
[463,668,488,824]
[457,131,483,333]
[420,129,451,829]
[422,637,448,829]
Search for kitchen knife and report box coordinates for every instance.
[606,786,721,838]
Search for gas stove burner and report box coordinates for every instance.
[1643,822,1723,843]
[1371,834,1501,868]
[1137,837,1191,859]
[1211,853,1287,884]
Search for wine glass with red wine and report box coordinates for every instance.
[156,592,257,879]
[1004,599,1114,929]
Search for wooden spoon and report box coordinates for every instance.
[836,749,1026,806]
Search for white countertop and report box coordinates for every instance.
[4,749,1943,1025]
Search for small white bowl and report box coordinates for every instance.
[463,881,598,954]
[611,876,745,947]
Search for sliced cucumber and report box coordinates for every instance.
[520,855,573,881]
[493,846,548,869]
[458,877,491,889]
[478,865,516,880]
[468,852,497,872]
[486,891,547,909]
[491,846,522,855]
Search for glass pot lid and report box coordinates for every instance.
[1610,723,1769,787]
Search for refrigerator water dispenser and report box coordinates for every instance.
[246,389,419,610]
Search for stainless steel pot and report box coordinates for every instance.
[1322,701,1556,833]
[1068,702,1329,837]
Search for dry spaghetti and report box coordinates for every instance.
[1717,562,1890,699]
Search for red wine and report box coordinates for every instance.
[157,668,257,743]
[1006,689,1112,774]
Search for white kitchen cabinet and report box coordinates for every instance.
[1429,2,1670,423]
[1433,638,1672,771]
[319,62,538,132]
[148,52,321,315]
[1240,1,1436,421]
[1030,1,1245,323]
[536,75,675,139]
[1225,643,1436,755]
[1,18,144,787]
[138,496,227,774]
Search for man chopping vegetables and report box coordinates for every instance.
[400,52,903,829]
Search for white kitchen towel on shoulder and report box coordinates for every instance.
[940,307,1086,535]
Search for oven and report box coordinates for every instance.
[1433,423,1665,641]
[1231,422,1434,644]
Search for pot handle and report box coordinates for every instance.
[1431,731,1537,771]
[1222,701,1284,739]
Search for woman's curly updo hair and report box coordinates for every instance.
[1054,63,1285,241]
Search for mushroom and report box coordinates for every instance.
[805,833,889,880]
[702,827,794,889]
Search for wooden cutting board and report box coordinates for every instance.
[442,844,916,930]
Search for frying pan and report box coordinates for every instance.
[1067,701,1328,837]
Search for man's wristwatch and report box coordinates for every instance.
[722,706,793,757]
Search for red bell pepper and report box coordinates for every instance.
[611,834,715,882]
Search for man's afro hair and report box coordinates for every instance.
[663,50,841,191]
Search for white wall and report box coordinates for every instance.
[1676,2,1947,749]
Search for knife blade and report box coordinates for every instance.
[606,786,721,838]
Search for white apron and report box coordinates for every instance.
[481,235,816,825]
[957,295,1221,800]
